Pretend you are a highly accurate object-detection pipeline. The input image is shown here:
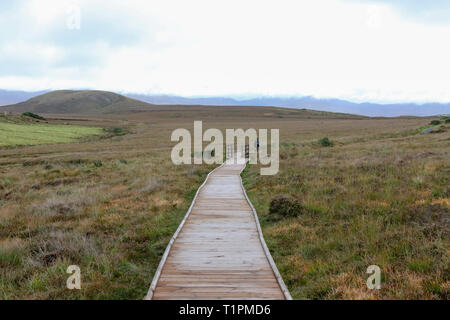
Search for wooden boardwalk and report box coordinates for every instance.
[146,154,291,300]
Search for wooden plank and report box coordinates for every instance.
[147,153,290,300]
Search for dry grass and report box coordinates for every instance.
[0,112,215,299]
[0,107,448,299]
[242,118,449,299]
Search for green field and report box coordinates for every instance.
[0,122,104,147]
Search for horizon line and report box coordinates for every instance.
[1,87,450,106]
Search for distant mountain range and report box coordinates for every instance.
[0,89,48,106]
[1,89,449,117]
[126,94,450,117]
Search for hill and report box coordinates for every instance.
[0,90,367,119]
[0,90,150,115]
[2,89,448,117]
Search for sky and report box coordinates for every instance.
[0,0,449,103]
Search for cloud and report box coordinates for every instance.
[352,0,450,25]
[0,0,449,103]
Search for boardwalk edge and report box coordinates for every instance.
[238,163,293,300]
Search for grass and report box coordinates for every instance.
[0,150,212,299]
[0,107,448,299]
[0,122,104,147]
[0,113,215,299]
[242,121,449,299]
[317,137,334,147]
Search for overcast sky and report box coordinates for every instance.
[0,0,449,103]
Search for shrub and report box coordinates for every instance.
[429,120,441,125]
[106,127,125,135]
[318,137,333,147]
[269,194,304,218]
[93,160,103,167]
[22,112,46,120]
[445,118,450,124]
[113,127,124,134]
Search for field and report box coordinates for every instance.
[0,115,104,147]
[242,119,449,299]
[0,107,448,299]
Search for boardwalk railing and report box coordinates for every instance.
[226,144,251,161]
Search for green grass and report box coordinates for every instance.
[0,122,104,147]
